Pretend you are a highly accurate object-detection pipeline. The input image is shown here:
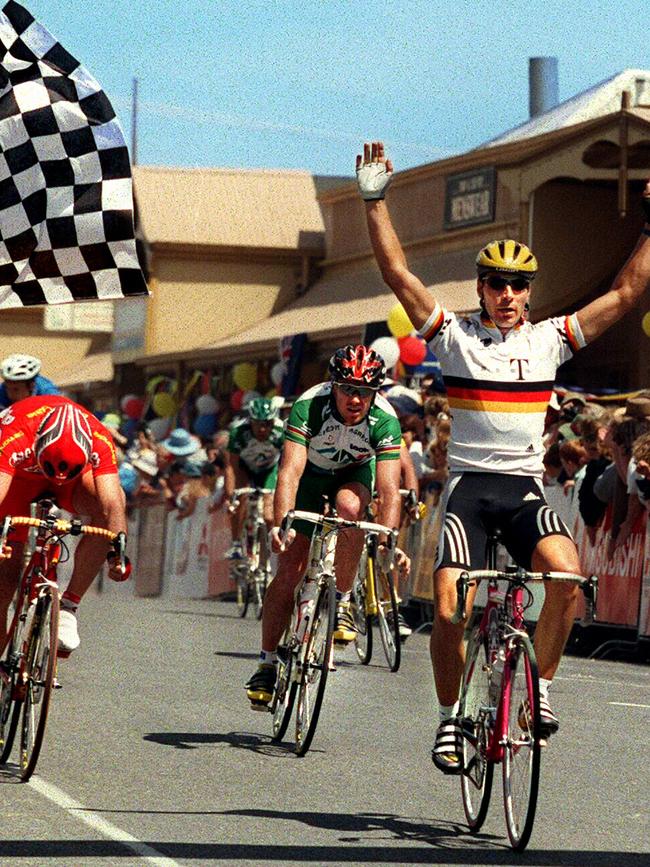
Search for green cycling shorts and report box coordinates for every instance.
[246,463,279,491]
[292,461,375,539]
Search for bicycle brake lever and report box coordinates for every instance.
[450,572,469,625]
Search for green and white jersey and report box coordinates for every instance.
[227,417,284,472]
[285,382,401,474]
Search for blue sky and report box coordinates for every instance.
[24,0,650,176]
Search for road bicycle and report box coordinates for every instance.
[229,487,273,620]
[452,534,597,850]
[0,501,124,781]
[270,508,398,756]
[351,488,421,672]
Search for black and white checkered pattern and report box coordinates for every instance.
[0,1,148,307]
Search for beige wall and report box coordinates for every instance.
[145,253,302,356]
[0,312,108,381]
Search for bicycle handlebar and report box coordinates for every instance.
[228,487,273,511]
[281,509,398,546]
[450,568,598,625]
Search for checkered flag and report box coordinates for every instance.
[0,1,148,307]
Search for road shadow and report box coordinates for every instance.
[0,836,645,865]
[162,608,242,620]
[214,650,259,661]
[142,729,304,757]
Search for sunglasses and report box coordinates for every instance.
[335,383,375,399]
[483,275,531,292]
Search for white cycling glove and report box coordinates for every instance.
[356,160,393,201]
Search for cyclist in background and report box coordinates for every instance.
[245,345,406,708]
[0,396,129,656]
[0,354,60,408]
[224,397,284,560]
[357,140,650,773]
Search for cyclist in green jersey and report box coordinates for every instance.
[224,397,284,560]
[246,345,408,706]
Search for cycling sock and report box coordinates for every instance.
[259,650,277,666]
[539,678,551,701]
[61,590,81,612]
[336,591,351,603]
[438,701,460,723]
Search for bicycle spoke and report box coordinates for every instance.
[19,589,59,781]
[294,577,336,756]
[373,561,400,672]
[351,571,372,664]
[460,631,494,831]
[502,636,541,851]
[271,638,296,742]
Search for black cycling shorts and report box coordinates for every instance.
[436,472,573,571]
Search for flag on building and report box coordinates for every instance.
[0,0,148,307]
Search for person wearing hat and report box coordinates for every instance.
[358,138,650,772]
[131,448,164,507]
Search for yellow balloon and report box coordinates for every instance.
[152,392,178,418]
[387,303,414,338]
[642,311,650,337]
[233,362,257,391]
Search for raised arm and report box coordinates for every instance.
[357,141,438,331]
[576,183,650,344]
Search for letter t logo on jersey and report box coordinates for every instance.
[510,358,530,380]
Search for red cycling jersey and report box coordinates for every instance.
[0,395,118,481]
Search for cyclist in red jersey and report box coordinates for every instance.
[0,396,129,656]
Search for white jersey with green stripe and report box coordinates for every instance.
[227,417,284,472]
[285,382,402,474]
[418,305,587,477]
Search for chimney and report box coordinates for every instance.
[529,57,559,118]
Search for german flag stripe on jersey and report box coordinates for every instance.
[285,424,310,446]
[445,376,554,413]
[417,303,445,343]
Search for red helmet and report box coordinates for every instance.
[35,404,93,484]
[328,345,386,389]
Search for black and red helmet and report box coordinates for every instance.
[328,345,386,390]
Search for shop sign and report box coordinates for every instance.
[444,167,496,229]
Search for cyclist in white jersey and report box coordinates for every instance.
[357,140,650,773]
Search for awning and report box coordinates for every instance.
[57,352,113,388]
[138,248,480,366]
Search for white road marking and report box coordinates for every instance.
[29,777,182,867]
[608,701,650,709]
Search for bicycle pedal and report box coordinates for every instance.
[249,700,271,713]
[56,649,71,659]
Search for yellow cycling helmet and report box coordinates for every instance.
[476,239,538,279]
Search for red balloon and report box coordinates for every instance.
[230,389,244,411]
[398,335,427,366]
[124,397,145,420]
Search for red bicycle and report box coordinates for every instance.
[0,501,124,781]
[452,546,597,850]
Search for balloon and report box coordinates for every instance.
[398,335,427,366]
[195,394,218,415]
[232,362,257,391]
[123,397,145,420]
[270,361,286,387]
[643,311,650,337]
[148,417,172,441]
[230,389,244,411]
[120,393,138,412]
[370,336,400,369]
[387,303,414,339]
[193,413,218,438]
[145,375,167,395]
[242,390,261,409]
[102,412,121,429]
[152,392,178,418]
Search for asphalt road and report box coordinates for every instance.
[1,590,649,867]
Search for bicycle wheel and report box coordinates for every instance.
[372,557,400,672]
[502,635,541,851]
[0,644,21,764]
[351,568,372,664]
[234,564,250,617]
[459,629,495,832]
[253,525,268,621]
[271,634,297,742]
[19,587,59,781]
[294,573,336,756]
